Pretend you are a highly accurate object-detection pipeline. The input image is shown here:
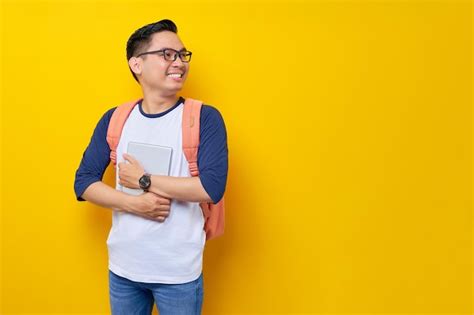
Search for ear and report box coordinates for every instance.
[128,57,142,77]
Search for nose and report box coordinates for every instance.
[171,55,184,66]
[170,58,186,73]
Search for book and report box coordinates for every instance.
[121,141,173,196]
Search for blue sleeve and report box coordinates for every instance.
[198,105,229,204]
[74,107,116,201]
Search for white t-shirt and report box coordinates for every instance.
[107,101,206,284]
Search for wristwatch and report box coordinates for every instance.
[138,173,152,191]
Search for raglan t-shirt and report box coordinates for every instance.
[74,96,228,284]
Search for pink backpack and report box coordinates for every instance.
[106,98,225,241]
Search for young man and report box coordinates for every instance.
[74,19,228,315]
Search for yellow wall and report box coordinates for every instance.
[1,0,472,314]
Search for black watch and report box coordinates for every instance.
[138,173,151,191]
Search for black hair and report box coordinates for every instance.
[126,19,178,82]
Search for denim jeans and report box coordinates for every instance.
[109,269,204,315]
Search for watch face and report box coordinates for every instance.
[139,175,151,189]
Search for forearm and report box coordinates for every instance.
[148,175,212,203]
[81,181,133,212]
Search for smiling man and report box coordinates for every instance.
[74,19,228,315]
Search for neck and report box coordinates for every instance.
[140,88,180,115]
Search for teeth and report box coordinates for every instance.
[167,73,182,78]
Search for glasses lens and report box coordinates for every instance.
[179,52,192,62]
[162,49,177,61]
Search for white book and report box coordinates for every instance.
[121,141,173,196]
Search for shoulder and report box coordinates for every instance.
[104,98,142,121]
[200,104,225,124]
[104,107,117,119]
[198,104,227,141]
[97,107,117,128]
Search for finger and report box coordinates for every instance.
[156,196,171,205]
[155,210,169,217]
[160,205,171,211]
[159,200,171,206]
[122,153,131,163]
[148,193,169,203]
[123,153,138,164]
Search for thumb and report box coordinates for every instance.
[123,153,135,163]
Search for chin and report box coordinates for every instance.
[168,83,184,92]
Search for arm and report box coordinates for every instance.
[82,181,133,212]
[74,107,171,222]
[82,181,172,222]
[147,174,212,202]
[74,108,116,202]
[118,154,212,202]
[73,108,130,209]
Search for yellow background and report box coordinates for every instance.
[1,0,472,314]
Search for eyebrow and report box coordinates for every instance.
[160,47,187,52]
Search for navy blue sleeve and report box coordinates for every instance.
[74,107,116,201]
[198,105,229,204]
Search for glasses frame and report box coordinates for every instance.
[135,48,192,63]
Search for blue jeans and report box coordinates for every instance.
[109,270,204,315]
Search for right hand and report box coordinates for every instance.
[128,192,171,222]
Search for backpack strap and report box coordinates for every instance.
[182,98,226,241]
[182,98,203,176]
[106,99,142,165]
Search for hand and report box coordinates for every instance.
[118,153,144,189]
[127,192,171,222]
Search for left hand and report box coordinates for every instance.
[118,153,145,189]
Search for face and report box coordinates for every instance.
[129,31,190,95]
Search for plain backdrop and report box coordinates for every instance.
[1,0,472,314]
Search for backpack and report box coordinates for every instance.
[106,97,225,241]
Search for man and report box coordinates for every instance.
[74,19,228,315]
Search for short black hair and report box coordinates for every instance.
[126,19,178,82]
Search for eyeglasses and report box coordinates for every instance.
[136,48,192,63]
